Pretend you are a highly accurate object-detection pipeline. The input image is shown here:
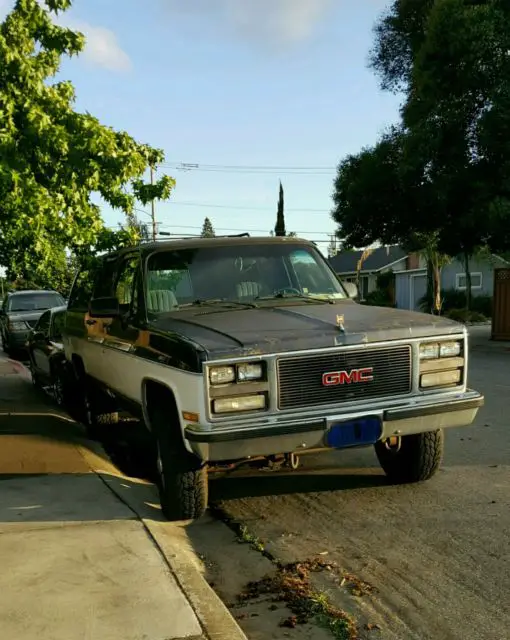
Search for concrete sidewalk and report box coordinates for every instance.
[0,357,246,640]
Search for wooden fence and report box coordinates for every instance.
[491,268,510,341]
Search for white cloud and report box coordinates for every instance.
[59,19,132,72]
[163,0,333,47]
[0,2,131,73]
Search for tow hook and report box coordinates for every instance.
[285,452,300,470]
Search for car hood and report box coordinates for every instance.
[152,300,465,358]
[6,310,46,325]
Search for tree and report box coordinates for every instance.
[200,217,215,237]
[274,181,285,236]
[0,0,175,283]
[369,0,510,308]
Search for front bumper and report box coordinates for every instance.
[184,390,484,462]
[4,331,30,350]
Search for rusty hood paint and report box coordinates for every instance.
[151,300,465,359]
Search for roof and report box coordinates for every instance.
[108,235,317,259]
[329,245,408,273]
[7,289,60,296]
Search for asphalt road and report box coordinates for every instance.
[198,344,510,640]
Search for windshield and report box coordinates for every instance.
[8,293,64,312]
[145,243,346,312]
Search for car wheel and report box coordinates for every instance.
[29,361,40,387]
[374,429,444,484]
[80,378,119,441]
[52,372,65,407]
[153,404,208,521]
[1,333,10,356]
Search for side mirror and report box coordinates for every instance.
[89,297,121,318]
[342,281,358,299]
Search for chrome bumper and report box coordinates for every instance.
[185,390,484,462]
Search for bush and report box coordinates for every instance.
[418,288,493,317]
[362,289,394,307]
[444,308,488,323]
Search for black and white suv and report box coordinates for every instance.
[62,236,484,521]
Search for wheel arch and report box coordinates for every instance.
[142,377,190,451]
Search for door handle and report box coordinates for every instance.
[86,319,97,326]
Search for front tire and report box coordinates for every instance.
[375,430,444,484]
[153,405,208,521]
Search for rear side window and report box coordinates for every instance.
[68,255,116,312]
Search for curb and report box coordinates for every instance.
[77,437,247,640]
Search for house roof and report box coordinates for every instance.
[329,245,408,274]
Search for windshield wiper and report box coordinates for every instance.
[256,293,335,304]
[180,298,259,309]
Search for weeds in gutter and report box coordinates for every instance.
[210,504,360,639]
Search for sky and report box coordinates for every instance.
[1,0,402,254]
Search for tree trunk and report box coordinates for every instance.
[426,259,434,314]
[463,252,472,311]
[433,260,442,314]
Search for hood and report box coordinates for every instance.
[152,300,465,358]
[7,310,46,325]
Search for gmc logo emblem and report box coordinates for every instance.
[322,367,374,386]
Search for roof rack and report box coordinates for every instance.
[156,232,251,240]
[218,232,250,238]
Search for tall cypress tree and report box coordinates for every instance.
[274,181,286,237]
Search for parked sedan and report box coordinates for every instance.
[0,290,65,355]
[27,305,69,406]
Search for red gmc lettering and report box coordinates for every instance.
[322,367,374,386]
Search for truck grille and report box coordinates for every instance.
[277,345,412,410]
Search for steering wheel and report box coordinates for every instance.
[275,287,301,296]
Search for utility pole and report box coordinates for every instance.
[150,164,157,241]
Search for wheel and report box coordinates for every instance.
[29,360,40,387]
[153,404,208,521]
[375,430,444,484]
[2,333,10,356]
[52,371,65,407]
[76,372,118,440]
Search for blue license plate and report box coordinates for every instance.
[325,415,382,449]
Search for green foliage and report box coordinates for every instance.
[200,216,215,238]
[274,181,285,237]
[0,0,175,283]
[334,0,510,263]
[444,308,487,324]
[361,288,394,308]
[419,288,492,317]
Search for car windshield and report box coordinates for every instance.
[145,242,347,313]
[8,293,64,312]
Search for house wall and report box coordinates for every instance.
[441,257,502,297]
[395,270,427,311]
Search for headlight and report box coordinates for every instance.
[439,341,461,357]
[209,366,235,384]
[213,394,266,414]
[419,343,439,359]
[237,362,263,381]
[419,340,461,359]
[8,321,28,331]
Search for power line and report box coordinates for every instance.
[141,200,332,213]
[160,162,335,176]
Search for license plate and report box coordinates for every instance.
[325,415,382,449]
